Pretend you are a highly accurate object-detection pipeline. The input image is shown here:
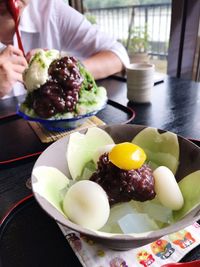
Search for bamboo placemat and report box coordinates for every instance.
[28,116,105,143]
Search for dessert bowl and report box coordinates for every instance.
[17,101,106,131]
[17,49,108,131]
[31,124,200,250]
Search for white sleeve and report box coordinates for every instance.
[0,43,6,52]
[56,3,130,67]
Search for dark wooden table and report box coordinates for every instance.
[1,75,200,266]
[99,75,200,141]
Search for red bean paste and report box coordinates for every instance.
[28,56,84,118]
[90,153,156,206]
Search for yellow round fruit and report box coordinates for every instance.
[108,142,146,170]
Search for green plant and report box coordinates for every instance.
[127,25,150,54]
[85,13,97,24]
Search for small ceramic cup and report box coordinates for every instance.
[126,63,155,103]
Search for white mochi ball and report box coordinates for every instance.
[153,166,184,210]
[63,180,110,230]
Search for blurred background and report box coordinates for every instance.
[84,0,171,75]
[68,0,200,81]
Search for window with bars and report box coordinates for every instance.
[70,0,200,80]
[83,1,172,74]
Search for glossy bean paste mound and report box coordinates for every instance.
[27,56,85,118]
[90,153,156,206]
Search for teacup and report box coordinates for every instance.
[126,63,155,103]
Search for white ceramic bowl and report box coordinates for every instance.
[31,124,200,250]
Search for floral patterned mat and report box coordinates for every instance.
[58,222,200,267]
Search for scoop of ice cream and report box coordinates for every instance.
[23,49,60,92]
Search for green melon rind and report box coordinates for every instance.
[173,170,200,221]
[33,166,70,216]
[67,127,115,180]
[131,127,179,174]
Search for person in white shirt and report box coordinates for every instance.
[0,0,129,98]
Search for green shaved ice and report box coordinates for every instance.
[32,166,70,215]
[173,171,200,221]
[79,89,98,104]
[76,87,107,115]
[78,86,106,104]
[78,62,98,92]
[76,63,107,114]
[132,127,179,174]
[21,56,107,119]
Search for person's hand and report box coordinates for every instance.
[0,45,27,98]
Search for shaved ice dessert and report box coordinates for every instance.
[20,49,107,119]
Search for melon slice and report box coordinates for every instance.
[173,170,200,220]
[132,127,179,174]
[67,127,115,180]
[33,166,70,215]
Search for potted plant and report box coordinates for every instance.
[127,24,150,63]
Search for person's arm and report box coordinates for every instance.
[57,4,129,78]
[82,50,123,80]
[0,45,27,98]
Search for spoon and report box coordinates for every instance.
[6,0,25,56]
[161,260,200,267]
